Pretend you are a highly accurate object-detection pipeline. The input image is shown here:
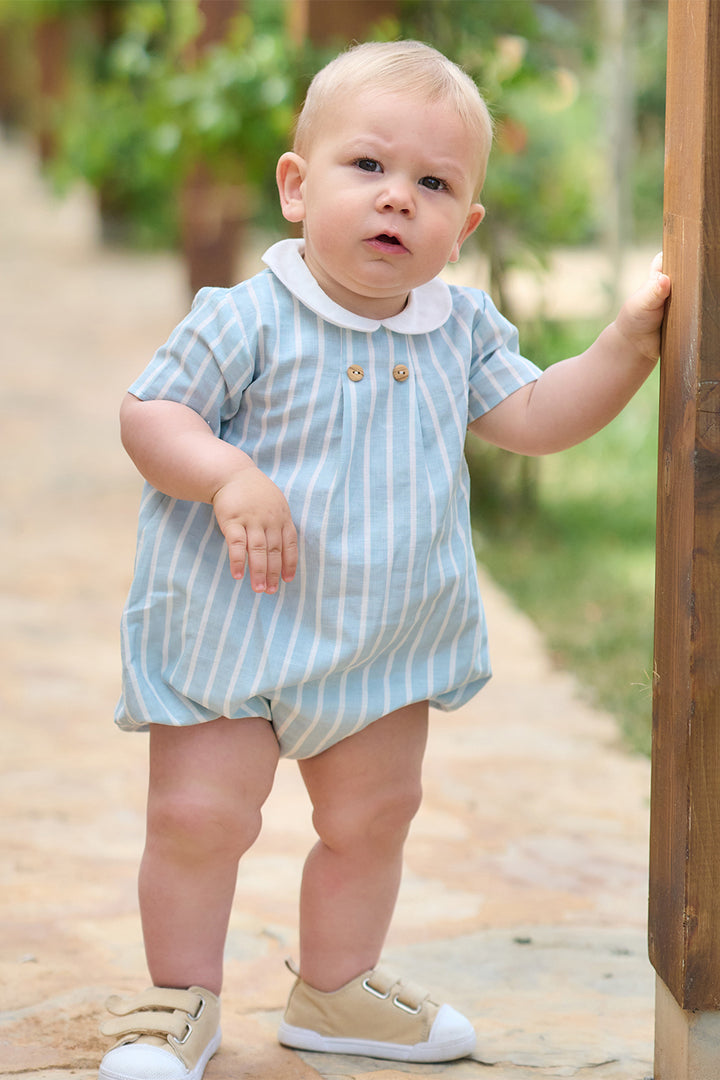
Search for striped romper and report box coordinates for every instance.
[115,239,541,759]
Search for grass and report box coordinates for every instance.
[467,319,659,756]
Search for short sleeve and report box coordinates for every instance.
[128,286,257,436]
[465,291,542,424]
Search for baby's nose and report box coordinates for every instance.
[377,177,415,215]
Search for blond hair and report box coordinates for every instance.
[293,40,494,193]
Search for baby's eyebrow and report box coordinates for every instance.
[422,156,465,181]
[341,137,386,156]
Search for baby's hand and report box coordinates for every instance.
[614,252,671,363]
[212,466,298,593]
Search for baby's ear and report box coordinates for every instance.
[276,153,307,223]
[449,203,485,264]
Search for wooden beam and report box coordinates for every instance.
[180,0,245,294]
[288,0,397,45]
[649,0,720,1029]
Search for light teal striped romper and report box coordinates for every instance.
[115,240,541,759]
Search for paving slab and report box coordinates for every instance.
[0,136,655,1080]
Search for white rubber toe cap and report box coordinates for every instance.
[428,1003,477,1053]
[99,1043,187,1080]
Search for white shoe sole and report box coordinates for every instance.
[278,1021,476,1063]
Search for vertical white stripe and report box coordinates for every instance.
[177,516,228,696]
[161,501,203,670]
[279,326,363,755]
[310,332,377,752]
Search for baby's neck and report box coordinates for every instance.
[302,254,411,321]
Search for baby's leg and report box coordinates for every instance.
[139,715,279,994]
[297,701,428,991]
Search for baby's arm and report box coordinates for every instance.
[120,394,298,593]
[469,258,671,455]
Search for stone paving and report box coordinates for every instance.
[0,136,656,1080]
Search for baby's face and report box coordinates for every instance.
[277,89,486,319]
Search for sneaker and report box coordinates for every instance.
[98,986,221,1080]
[278,964,476,1063]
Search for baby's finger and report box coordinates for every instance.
[245,525,269,593]
[281,521,299,583]
[648,267,672,307]
[225,526,248,581]
[651,251,663,273]
[264,526,284,594]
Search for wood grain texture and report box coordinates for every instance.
[649,0,720,1011]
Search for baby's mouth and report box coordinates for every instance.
[367,233,409,254]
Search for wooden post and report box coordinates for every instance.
[180,0,245,295]
[33,14,69,163]
[649,0,720,1074]
[288,0,397,45]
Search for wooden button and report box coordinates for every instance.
[347,365,364,382]
[393,364,409,382]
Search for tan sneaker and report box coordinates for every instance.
[98,986,221,1080]
[278,964,476,1062]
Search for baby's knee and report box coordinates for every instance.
[147,785,262,860]
[314,780,423,853]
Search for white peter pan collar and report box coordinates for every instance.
[262,238,452,334]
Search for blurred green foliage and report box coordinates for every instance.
[0,0,666,255]
[48,1,298,245]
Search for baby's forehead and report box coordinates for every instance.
[315,87,477,146]
[325,84,448,119]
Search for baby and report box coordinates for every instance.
[99,39,670,1080]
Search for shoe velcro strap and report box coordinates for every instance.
[363,966,398,997]
[99,1009,191,1041]
[395,980,431,1010]
[100,988,206,1042]
[105,988,204,1018]
[364,967,431,1010]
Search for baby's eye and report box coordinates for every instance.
[419,176,448,192]
[355,158,382,173]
